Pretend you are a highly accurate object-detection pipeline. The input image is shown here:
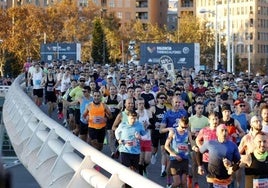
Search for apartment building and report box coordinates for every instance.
[193,0,268,73]
[7,0,168,28]
[0,0,7,9]
[96,0,168,28]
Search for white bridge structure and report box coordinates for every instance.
[2,75,162,188]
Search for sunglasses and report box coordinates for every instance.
[240,105,245,107]
[175,93,181,95]
[80,80,85,82]
[180,126,188,129]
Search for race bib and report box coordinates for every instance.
[93,116,104,124]
[213,184,228,188]
[178,144,188,151]
[124,140,137,147]
[35,79,41,86]
[47,86,54,92]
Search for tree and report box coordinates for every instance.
[178,14,215,69]
[91,17,109,64]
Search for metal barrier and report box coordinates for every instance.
[2,75,162,188]
[0,85,10,98]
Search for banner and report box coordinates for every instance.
[140,43,200,72]
[253,178,268,188]
[159,55,175,81]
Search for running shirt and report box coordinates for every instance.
[121,111,128,124]
[106,95,119,114]
[138,109,151,140]
[189,115,209,133]
[231,113,248,132]
[115,120,146,154]
[69,86,83,109]
[245,153,268,176]
[196,127,217,162]
[46,74,55,92]
[106,95,120,129]
[88,103,106,129]
[32,70,43,89]
[162,109,188,128]
[200,139,240,179]
[60,74,71,93]
[152,106,167,130]
[80,96,93,124]
[170,128,189,160]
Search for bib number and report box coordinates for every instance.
[213,184,228,188]
[93,116,104,124]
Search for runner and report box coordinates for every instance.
[199,124,241,188]
[83,90,112,151]
[164,117,193,188]
[149,92,168,177]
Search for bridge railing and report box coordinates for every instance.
[2,75,162,188]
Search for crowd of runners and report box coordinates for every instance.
[24,58,268,188]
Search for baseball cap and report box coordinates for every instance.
[234,99,244,106]
[79,76,86,81]
[107,75,113,79]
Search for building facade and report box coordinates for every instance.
[194,0,268,74]
[97,0,168,28]
[7,0,168,28]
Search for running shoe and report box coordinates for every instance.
[161,170,167,177]
[150,153,157,165]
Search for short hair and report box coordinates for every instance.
[195,101,204,106]
[126,110,137,117]
[179,116,189,125]
[83,86,91,91]
[254,131,267,138]
[156,92,167,99]
[260,104,268,114]
[208,111,220,118]
[127,86,134,91]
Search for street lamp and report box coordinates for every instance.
[199,8,218,70]
[247,35,251,77]
[226,0,231,72]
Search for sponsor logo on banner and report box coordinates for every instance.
[159,55,175,81]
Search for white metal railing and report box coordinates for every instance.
[2,75,162,188]
[0,85,10,97]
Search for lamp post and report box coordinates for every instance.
[200,8,218,70]
[247,35,251,77]
[0,40,4,77]
[227,0,231,72]
[231,33,235,73]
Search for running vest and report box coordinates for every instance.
[32,70,43,89]
[46,74,55,92]
[245,153,268,176]
[171,129,189,160]
[153,106,166,130]
[232,113,248,132]
[88,103,106,129]
[106,95,119,113]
